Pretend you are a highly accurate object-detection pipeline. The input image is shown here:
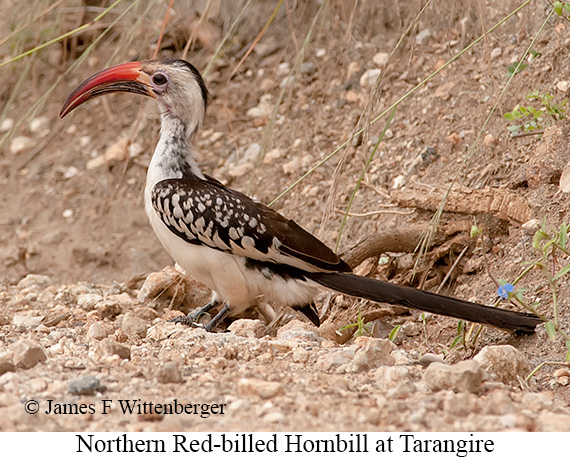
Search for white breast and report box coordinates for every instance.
[144,181,317,316]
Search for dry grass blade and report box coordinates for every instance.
[229,0,284,78]
[202,0,253,77]
[153,0,175,59]
[0,0,127,69]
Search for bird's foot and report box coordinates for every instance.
[168,300,219,327]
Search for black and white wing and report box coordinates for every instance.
[151,176,351,274]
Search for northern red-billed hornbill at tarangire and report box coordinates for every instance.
[60,59,541,333]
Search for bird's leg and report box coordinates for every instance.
[169,298,221,326]
[202,303,231,332]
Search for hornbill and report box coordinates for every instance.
[60,59,541,333]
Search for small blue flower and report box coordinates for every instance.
[497,283,514,300]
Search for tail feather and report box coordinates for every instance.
[308,272,541,333]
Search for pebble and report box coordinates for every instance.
[442,391,480,416]
[94,299,122,318]
[415,28,431,45]
[277,327,320,344]
[68,376,103,395]
[121,312,148,338]
[12,339,48,369]
[77,293,104,310]
[228,319,266,338]
[418,353,445,366]
[473,345,529,386]
[300,62,317,76]
[262,148,282,164]
[29,116,50,136]
[279,75,295,88]
[521,218,541,235]
[490,47,502,60]
[556,80,570,92]
[87,322,113,341]
[156,361,183,384]
[237,378,284,399]
[17,274,52,290]
[483,390,515,415]
[374,365,418,396]
[0,353,15,376]
[10,136,34,154]
[98,337,131,360]
[0,118,14,132]
[282,157,300,175]
[315,347,356,373]
[483,133,495,146]
[347,338,395,372]
[276,62,290,77]
[246,94,273,118]
[104,137,129,163]
[260,78,276,91]
[13,313,44,329]
[537,412,570,431]
[424,360,484,393]
[559,163,570,193]
[359,69,381,87]
[392,174,406,189]
[315,48,326,58]
[346,61,361,80]
[553,368,570,386]
[373,52,389,66]
[138,266,188,306]
[241,143,261,163]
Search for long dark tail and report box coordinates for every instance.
[308,272,541,333]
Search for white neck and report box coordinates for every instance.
[146,114,205,189]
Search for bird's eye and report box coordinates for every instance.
[152,73,168,85]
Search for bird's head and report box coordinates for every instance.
[60,59,208,134]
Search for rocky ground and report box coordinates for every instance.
[1,1,570,431]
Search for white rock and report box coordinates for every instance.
[280,75,295,88]
[521,218,541,235]
[0,118,14,132]
[347,338,395,372]
[392,174,406,189]
[424,360,484,393]
[490,47,502,60]
[473,345,529,385]
[359,69,381,87]
[276,62,291,77]
[62,209,74,219]
[263,148,283,164]
[242,143,261,163]
[415,28,431,45]
[238,378,284,399]
[104,137,129,163]
[559,163,570,192]
[373,52,389,66]
[10,136,34,154]
[63,166,79,179]
[29,116,50,136]
[228,319,266,338]
[128,142,144,158]
[86,156,106,170]
[227,162,253,178]
[556,80,570,92]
